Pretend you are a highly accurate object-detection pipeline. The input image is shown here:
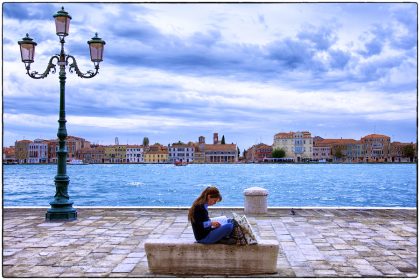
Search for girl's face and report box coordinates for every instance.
[207,196,219,206]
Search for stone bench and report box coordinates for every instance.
[144,239,279,275]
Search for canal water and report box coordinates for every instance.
[3,163,416,207]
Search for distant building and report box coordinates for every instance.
[144,144,168,163]
[3,146,16,164]
[193,136,206,163]
[346,141,364,163]
[245,143,273,163]
[390,142,417,163]
[361,134,391,162]
[126,145,144,163]
[28,139,48,163]
[273,131,313,162]
[204,143,237,163]
[313,138,360,162]
[213,133,220,144]
[104,145,127,163]
[47,136,90,163]
[191,134,238,163]
[168,142,194,163]
[312,138,331,162]
[273,132,294,158]
[76,145,105,164]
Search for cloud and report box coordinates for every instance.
[328,49,351,69]
[2,3,417,149]
[297,24,338,50]
[3,3,56,20]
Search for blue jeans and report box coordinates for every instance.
[198,222,234,244]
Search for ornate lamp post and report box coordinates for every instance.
[18,7,106,221]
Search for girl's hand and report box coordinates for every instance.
[211,221,221,228]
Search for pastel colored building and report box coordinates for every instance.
[312,139,331,162]
[144,144,168,163]
[104,145,127,163]
[126,145,144,163]
[273,131,313,162]
[273,132,294,159]
[28,139,48,163]
[168,142,194,163]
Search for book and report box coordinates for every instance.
[210,215,229,227]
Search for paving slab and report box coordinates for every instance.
[2,207,417,277]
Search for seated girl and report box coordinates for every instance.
[188,186,236,244]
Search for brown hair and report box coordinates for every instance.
[188,186,222,222]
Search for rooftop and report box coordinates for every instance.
[3,207,417,277]
[204,143,237,151]
[315,139,359,146]
[362,134,391,139]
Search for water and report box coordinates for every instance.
[3,164,417,207]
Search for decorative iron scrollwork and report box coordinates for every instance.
[67,55,99,78]
[27,56,59,79]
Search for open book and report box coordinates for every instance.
[210,215,229,227]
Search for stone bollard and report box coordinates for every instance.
[244,187,268,214]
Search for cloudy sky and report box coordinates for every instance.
[3,3,417,150]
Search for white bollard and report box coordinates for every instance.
[244,187,268,214]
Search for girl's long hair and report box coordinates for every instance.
[188,186,222,222]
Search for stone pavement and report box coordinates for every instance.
[2,207,417,277]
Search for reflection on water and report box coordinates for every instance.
[3,163,416,207]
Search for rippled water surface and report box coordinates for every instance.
[3,164,416,207]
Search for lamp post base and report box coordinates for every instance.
[45,203,77,221]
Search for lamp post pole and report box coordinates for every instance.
[18,7,106,221]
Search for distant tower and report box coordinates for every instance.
[199,136,205,144]
[115,137,119,145]
[213,133,219,144]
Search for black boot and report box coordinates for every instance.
[218,237,237,245]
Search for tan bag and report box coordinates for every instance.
[232,212,258,244]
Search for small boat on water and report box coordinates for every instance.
[174,160,188,166]
[68,159,88,165]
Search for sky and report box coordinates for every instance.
[2,2,417,151]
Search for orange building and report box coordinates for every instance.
[47,136,90,163]
[313,138,363,162]
[361,134,391,162]
[76,145,105,163]
[245,143,272,163]
[3,146,16,164]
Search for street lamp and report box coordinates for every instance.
[18,7,106,221]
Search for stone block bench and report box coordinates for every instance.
[144,239,279,275]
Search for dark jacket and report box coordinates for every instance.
[191,204,212,241]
